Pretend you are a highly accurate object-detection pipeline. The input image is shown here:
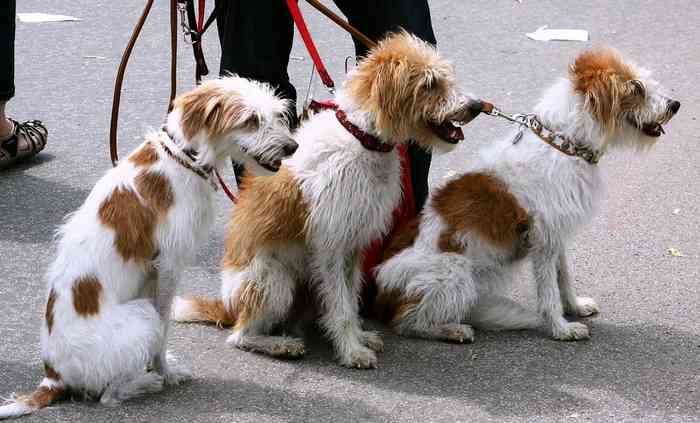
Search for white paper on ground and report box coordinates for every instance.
[17,13,82,23]
[526,25,589,42]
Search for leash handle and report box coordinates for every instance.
[286,0,335,90]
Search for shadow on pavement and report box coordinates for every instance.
[0,172,88,244]
[298,319,700,419]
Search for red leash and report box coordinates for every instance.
[215,168,238,204]
[286,0,335,90]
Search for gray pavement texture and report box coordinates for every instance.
[1,0,699,422]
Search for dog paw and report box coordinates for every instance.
[440,323,475,344]
[340,347,378,369]
[100,395,122,408]
[360,331,384,353]
[552,322,590,341]
[161,365,193,386]
[575,297,600,317]
[269,338,306,359]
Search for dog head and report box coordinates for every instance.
[569,48,680,149]
[170,76,298,173]
[346,31,482,150]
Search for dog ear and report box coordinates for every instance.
[174,81,259,141]
[347,31,447,141]
[569,48,638,131]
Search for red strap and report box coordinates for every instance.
[361,145,415,278]
[286,0,335,89]
[197,0,205,31]
[215,168,238,204]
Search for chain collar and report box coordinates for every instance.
[488,108,603,165]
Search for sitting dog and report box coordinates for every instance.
[171,32,482,368]
[374,48,680,343]
[0,77,297,418]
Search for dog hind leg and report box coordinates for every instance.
[381,255,478,344]
[468,294,541,331]
[223,255,305,359]
[100,372,164,407]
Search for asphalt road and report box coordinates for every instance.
[1,1,699,422]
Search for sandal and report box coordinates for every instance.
[0,119,48,169]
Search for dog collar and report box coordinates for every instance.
[308,100,394,153]
[335,109,394,153]
[160,128,217,188]
[512,115,603,165]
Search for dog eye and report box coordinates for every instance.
[630,80,646,97]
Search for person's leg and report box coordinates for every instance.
[215,0,297,125]
[0,0,48,169]
[333,0,436,211]
[0,0,16,138]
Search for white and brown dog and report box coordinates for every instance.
[0,76,297,418]
[171,32,482,368]
[374,48,680,343]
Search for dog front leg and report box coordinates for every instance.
[557,252,600,318]
[152,267,192,385]
[533,250,590,341]
[314,251,377,369]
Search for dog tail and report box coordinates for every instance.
[171,296,234,327]
[0,377,66,419]
[468,295,541,331]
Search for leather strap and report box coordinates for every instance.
[304,0,377,50]
[110,0,158,167]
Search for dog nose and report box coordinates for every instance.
[668,100,681,114]
[283,141,298,156]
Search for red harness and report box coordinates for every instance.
[287,2,416,281]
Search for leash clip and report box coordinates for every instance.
[177,1,197,44]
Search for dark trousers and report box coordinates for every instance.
[215,0,436,211]
[0,0,16,101]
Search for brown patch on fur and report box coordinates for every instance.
[229,280,266,331]
[44,363,61,381]
[375,288,422,326]
[178,296,234,327]
[569,48,641,130]
[99,187,157,263]
[128,141,159,167]
[346,31,455,143]
[438,230,464,254]
[381,217,421,262]
[222,167,309,268]
[45,289,57,334]
[72,275,102,316]
[134,170,174,216]
[432,173,530,252]
[24,385,65,409]
[173,80,259,141]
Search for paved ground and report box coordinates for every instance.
[1,0,699,422]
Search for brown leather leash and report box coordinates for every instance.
[109,0,211,167]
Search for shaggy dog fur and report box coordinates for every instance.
[0,77,297,419]
[374,48,680,343]
[172,32,482,368]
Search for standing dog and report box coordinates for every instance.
[375,48,680,343]
[172,32,482,368]
[0,77,297,418]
